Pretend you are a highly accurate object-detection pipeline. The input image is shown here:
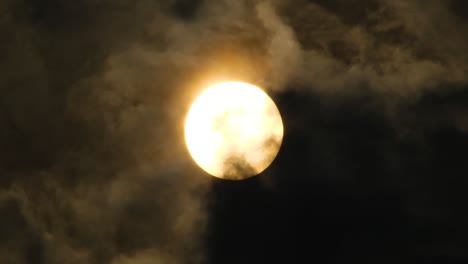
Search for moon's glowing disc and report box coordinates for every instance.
[185,81,283,180]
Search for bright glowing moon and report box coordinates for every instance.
[185,81,283,180]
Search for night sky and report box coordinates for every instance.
[1,0,468,263]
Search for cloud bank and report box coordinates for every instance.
[0,0,467,263]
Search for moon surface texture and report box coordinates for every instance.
[185,81,284,180]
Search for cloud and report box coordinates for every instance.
[1,0,468,263]
[258,0,468,98]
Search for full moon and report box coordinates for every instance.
[185,81,284,180]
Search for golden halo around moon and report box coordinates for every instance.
[184,81,284,180]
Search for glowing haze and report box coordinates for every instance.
[185,81,283,180]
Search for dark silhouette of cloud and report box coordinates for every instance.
[222,154,258,180]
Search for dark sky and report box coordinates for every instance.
[1,0,468,263]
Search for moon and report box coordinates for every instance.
[185,81,283,180]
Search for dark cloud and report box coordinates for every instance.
[221,154,258,180]
[1,0,468,263]
[262,0,468,97]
